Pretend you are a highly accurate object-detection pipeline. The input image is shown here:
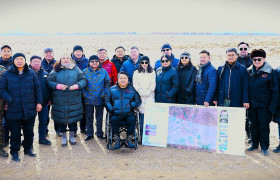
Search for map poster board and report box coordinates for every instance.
[142,103,246,156]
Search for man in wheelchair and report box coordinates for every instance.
[105,71,141,149]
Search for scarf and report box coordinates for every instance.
[61,62,75,69]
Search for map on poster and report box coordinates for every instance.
[142,103,246,156]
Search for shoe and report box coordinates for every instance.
[69,131,77,145]
[24,149,36,157]
[126,135,135,148]
[12,153,20,162]
[0,147,8,157]
[84,136,93,141]
[113,135,121,149]
[4,141,9,147]
[74,131,77,137]
[81,130,87,135]
[97,136,104,140]
[61,133,67,147]
[273,145,280,153]
[56,131,62,137]
[39,139,51,145]
[262,149,269,156]
[247,145,258,151]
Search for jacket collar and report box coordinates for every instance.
[8,63,29,74]
[249,62,272,74]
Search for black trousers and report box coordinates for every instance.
[9,117,35,155]
[248,108,271,150]
[79,97,86,131]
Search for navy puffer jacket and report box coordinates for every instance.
[155,65,179,103]
[0,64,43,121]
[47,65,86,124]
[105,83,141,117]
[71,54,89,70]
[35,68,50,106]
[0,57,13,69]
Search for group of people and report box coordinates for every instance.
[0,41,280,162]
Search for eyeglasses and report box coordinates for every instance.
[253,58,262,62]
[162,49,170,52]
[161,60,170,63]
[90,60,99,63]
[240,48,247,51]
[141,61,149,64]
[181,56,189,60]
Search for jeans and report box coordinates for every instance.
[85,104,104,137]
[38,105,48,140]
[9,117,35,155]
[111,115,135,136]
[59,123,77,133]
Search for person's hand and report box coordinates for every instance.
[69,84,79,90]
[56,84,68,91]
[243,103,250,109]
[213,101,217,105]
[36,104,42,112]
[204,102,209,107]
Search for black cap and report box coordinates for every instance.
[140,56,150,63]
[30,55,42,62]
[89,55,99,61]
[13,53,26,61]
[161,43,172,50]
[1,45,12,51]
[73,45,83,53]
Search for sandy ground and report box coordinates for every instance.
[0,35,280,179]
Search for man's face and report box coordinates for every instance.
[115,48,125,58]
[226,51,238,64]
[118,74,128,88]
[238,44,249,57]
[44,51,54,60]
[30,58,42,71]
[199,53,210,65]
[161,48,172,56]
[97,50,107,62]
[73,50,83,59]
[89,60,100,69]
[130,49,139,60]
[1,47,12,60]
[14,57,25,68]
[252,56,265,69]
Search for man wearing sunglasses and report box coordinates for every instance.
[217,48,249,109]
[237,42,253,68]
[154,43,179,71]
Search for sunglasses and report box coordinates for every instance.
[162,49,170,52]
[141,61,149,64]
[90,60,99,63]
[240,48,247,51]
[161,60,170,63]
[253,58,262,62]
[181,56,189,60]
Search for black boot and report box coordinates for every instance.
[12,153,20,162]
[24,149,36,157]
[0,146,8,157]
[273,144,280,153]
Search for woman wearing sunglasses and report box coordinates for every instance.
[247,49,279,156]
[155,55,179,103]
[133,56,155,139]
[176,52,197,104]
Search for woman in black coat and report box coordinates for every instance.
[0,53,42,162]
[176,52,197,104]
[247,49,279,156]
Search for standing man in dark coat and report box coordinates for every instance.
[0,45,13,69]
[111,46,130,73]
[247,49,278,156]
[217,48,249,109]
[154,43,179,71]
[0,53,43,162]
[237,42,253,68]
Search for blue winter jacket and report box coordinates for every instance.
[83,66,111,105]
[120,56,142,83]
[105,83,141,117]
[155,65,179,103]
[42,58,57,73]
[48,66,87,124]
[195,62,218,105]
[71,54,89,70]
[217,61,249,107]
[0,64,43,121]
[35,68,50,106]
[154,54,179,71]
[0,57,13,69]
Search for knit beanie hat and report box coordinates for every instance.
[140,56,150,63]
[13,53,26,62]
[161,43,172,50]
[89,55,99,61]
[73,45,83,52]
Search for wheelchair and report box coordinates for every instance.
[105,109,141,150]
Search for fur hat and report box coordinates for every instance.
[250,49,266,59]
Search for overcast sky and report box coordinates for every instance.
[0,0,279,34]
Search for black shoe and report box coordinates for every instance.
[0,147,8,157]
[56,131,62,137]
[273,145,280,153]
[39,139,51,145]
[247,146,258,151]
[81,130,87,135]
[84,136,93,141]
[12,153,20,162]
[74,131,77,137]
[262,149,269,156]
[4,141,9,147]
[24,149,36,157]
[97,136,104,140]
